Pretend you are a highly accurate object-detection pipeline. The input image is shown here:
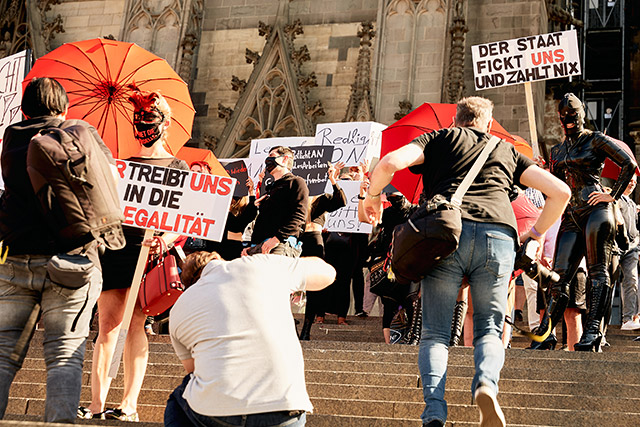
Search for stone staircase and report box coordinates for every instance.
[3,314,640,426]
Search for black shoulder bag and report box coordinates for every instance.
[390,136,500,284]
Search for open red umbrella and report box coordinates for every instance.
[176,146,229,177]
[600,137,639,180]
[381,102,532,203]
[23,38,195,159]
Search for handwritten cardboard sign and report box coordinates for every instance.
[0,50,30,189]
[314,122,386,166]
[248,136,314,181]
[471,30,581,90]
[115,160,236,241]
[291,145,334,196]
[325,180,372,234]
[223,159,249,197]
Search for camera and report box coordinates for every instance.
[514,238,559,290]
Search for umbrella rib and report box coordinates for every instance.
[37,59,105,86]
[66,43,110,82]
[112,42,135,83]
[118,58,166,86]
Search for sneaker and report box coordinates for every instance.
[474,384,506,427]
[104,408,139,422]
[355,311,368,318]
[145,324,156,336]
[77,406,104,420]
[620,320,640,331]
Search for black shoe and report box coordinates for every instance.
[514,309,523,322]
[299,319,312,341]
[527,328,557,350]
[355,311,368,318]
[423,420,444,427]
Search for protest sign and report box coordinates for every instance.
[314,122,386,166]
[291,145,334,196]
[115,160,236,242]
[223,159,249,197]
[471,30,580,90]
[248,136,314,181]
[0,49,30,189]
[325,180,372,234]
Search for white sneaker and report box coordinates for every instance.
[620,320,640,331]
[475,384,506,427]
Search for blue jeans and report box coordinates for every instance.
[0,254,101,423]
[418,220,516,424]
[165,374,307,427]
[619,246,640,322]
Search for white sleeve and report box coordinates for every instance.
[169,306,192,361]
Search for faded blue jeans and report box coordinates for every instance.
[619,246,640,322]
[165,374,307,426]
[0,254,101,423]
[418,220,516,425]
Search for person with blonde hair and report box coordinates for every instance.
[79,89,189,421]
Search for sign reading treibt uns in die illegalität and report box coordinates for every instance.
[471,30,581,91]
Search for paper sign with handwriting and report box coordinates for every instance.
[116,160,236,241]
[291,145,334,196]
[314,122,386,166]
[325,180,372,234]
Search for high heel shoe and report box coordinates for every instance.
[527,328,557,350]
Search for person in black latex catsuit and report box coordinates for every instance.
[536,93,637,351]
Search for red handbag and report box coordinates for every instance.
[138,237,185,316]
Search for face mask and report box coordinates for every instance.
[264,156,282,172]
[134,109,164,147]
[558,93,585,137]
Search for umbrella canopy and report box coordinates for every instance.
[600,138,639,180]
[176,146,228,177]
[381,102,532,204]
[23,38,195,159]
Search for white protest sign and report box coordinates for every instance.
[471,30,581,90]
[0,50,30,189]
[314,122,386,166]
[115,160,236,242]
[325,180,372,234]
[248,136,314,181]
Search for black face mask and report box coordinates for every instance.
[133,109,164,147]
[558,93,585,137]
[264,156,282,173]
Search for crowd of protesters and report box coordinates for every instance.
[1,77,640,427]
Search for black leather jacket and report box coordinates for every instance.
[550,131,637,215]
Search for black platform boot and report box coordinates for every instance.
[574,281,609,352]
[449,299,467,347]
[299,319,312,341]
[528,291,568,349]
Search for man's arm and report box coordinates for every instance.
[363,144,425,224]
[297,257,336,291]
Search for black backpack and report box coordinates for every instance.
[26,122,125,252]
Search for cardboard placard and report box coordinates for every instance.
[471,30,581,90]
[314,122,386,166]
[291,145,334,196]
[248,136,314,181]
[116,160,236,242]
[325,180,372,234]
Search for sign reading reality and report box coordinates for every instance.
[116,160,235,241]
[471,30,581,90]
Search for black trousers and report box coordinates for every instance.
[323,232,367,317]
[301,231,327,322]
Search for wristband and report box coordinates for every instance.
[531,226,543,238]
[357,195,366,200]
[367,192,381,199]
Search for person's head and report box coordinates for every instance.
[265,146,294,172]
[128,86,171,148]
[386,191,408,210]
[21,77,68,119]
[624,174,637,196]
[455,96,494,132]
[558,93,585,137]
[180,251,223,288]
[190,161,211,174]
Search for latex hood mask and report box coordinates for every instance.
[558,93,585,137]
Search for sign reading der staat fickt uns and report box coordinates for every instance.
[116,160,236,241]
[471,30,580,90]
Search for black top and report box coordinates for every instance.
[409,127,534,236]
[0,117,114,261]
[225,196,258,233]
[310,184,347,227]
[251,172,309,244]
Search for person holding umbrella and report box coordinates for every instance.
[79,89,189,421]
[363,96,570,427]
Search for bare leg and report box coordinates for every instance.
[564,308,582,351]
[383,328,391,344]
[119,302,148,414]
[463,292,474,347]
[87,289,128,414]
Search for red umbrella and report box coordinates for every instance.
[381,103,531,203]
[23,38,195,159]
[176,146,229,177]
[600,138,639,180]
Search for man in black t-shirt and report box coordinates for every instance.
[363,96,570,427]
[244,146,309,257]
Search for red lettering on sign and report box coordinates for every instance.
[123,205,136,224]
[134,209,148,227]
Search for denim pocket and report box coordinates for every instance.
[48,277,88,300]
[0,263,16,296]
[485,232,515,278]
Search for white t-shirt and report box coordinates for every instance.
[169,254,313,416]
